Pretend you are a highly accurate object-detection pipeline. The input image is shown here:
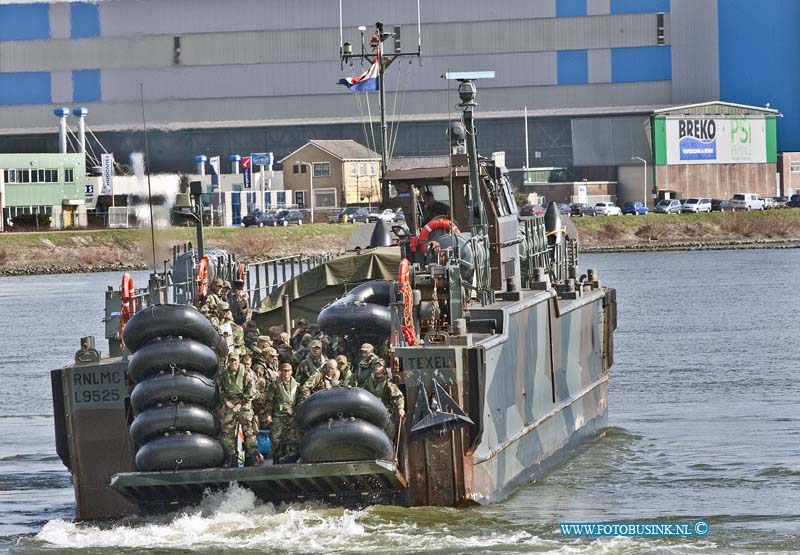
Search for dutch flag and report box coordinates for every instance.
[338,57,380,92]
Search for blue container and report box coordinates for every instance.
[257,430,272,457]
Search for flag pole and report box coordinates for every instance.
[378,40,389,203]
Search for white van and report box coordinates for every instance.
[730,193,765,211]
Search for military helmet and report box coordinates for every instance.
[217,301,230,311]
[266,347,278,357]
[360,342,374,352]
[310,339,322,349]
[211,277,224,288]
[335,354,348,364]
[257,335,272,343]
[279,332,290,342]
[221,280,232,290]
[227,351,240,361]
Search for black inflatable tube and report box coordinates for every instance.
[123,304,228,357]
[130,403,219,445]
[317,280,394,336]
[296,387,389,431]
[131,371,218,414]
[317,303,392,337]
[135,432,225,471]
[128,337,219,384]
[299,417,394,463]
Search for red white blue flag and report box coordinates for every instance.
[338,55,380,92]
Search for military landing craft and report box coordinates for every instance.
[51,77,616,519]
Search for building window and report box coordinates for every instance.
[64,168,74,183]
[370,163,376,176]
[313,162,330,177]
[313,188,337,208]
[3,169,16,183]
[359,163,367,176]
[293,164,299,174]
[276,191,286,206]
[791,161,800,172]
[351,163,357,176]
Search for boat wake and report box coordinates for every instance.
[23,484,719,554]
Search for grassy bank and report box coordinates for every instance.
[2,210,799,275]
[0,224,353,275]
[571,210,800,250]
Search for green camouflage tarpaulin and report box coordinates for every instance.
[253,246,401,328]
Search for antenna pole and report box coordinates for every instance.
[140,83,157,273]
[378,36,388,190]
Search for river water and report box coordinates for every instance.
[0,249,798,554]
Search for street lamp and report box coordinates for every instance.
[632,156,648,208]
[296,161,314,223]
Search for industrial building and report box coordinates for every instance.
[0,0,797,207]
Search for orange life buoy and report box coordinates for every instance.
[120,273,136,322]
[398,258,417,346]
[418,218,460,253]
[196,256,210,299]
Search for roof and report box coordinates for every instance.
[653,101,779,116]
[388,156,450,171]
[383,167,451,182]
[279,140,380,164]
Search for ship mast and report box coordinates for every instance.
[340,17,421,203]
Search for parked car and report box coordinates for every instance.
[730,193,765,211]
[519,204,546,217]
[654,199,682,214]
[711,199,732,212]
[789,194,800,208]
[368,208,404,223]
[622,201,648,216]
[681,197,712,213]
[770,197,789,209]
[334,206,369,223]
[557,202,572,216]
[241,209,269,227]
[570,203,595,217]
[594,202,622,216]
[261,209,304,226]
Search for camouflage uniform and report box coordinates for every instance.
[336,355,356,388]
[217,353,259,462]
[275,332,293,364]
[291,334,313,367]
[299,365,341,403]
[200,278,225,318]
[251,347,279,427]
[296,340,327,386]
[264,364,300,462]
[363,374,404,415]
[355,343,382,387]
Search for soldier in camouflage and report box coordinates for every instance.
[217,351,260,467]
[291,333,313,367]
[362,359,405,437]
[200,277,225,318]
[295,339,327,385]
[336,354,356,387]
[264,362,300,463]
[275,332,293,364]
[298,358,341,403]
[355,343,382,387]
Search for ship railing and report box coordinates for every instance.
[244,252,339,307]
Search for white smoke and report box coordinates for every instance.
[128,151,179,230]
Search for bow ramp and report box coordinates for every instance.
[111,460,408,509]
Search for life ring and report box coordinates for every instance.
[120,273,136,323]
[130,403,219,445]
[134,432,224,471]
[127,337,219,383]
[419,218,460,253]
[298,417,394,463]
[398,258,417,346]
[196,256,210,300]
[295,387,389,431]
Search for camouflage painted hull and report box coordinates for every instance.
[398,287,614,506]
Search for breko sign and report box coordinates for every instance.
[665,117,767,165]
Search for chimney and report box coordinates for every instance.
[54,107,69,154]
[72,107,88,154]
